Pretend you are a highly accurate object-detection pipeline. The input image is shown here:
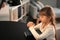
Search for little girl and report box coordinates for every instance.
[27,6,56,40]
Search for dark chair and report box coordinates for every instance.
[0,21,27,40]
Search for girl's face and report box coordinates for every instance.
[39,12,50,23]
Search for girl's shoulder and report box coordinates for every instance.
[47,23,54,29]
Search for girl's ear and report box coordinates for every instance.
[48,16,51,21]
[50,17,51,19]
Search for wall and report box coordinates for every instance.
[39,0,57,7]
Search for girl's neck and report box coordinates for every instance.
[43,20,50,25]
[41,21,50,29]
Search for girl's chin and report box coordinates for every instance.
[41,22,46,23]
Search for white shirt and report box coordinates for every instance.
[29,23,56,40]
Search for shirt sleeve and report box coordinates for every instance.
[34,23,42,30]
[29,26,53,40]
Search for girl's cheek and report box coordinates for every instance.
[44,18,48,22]
[42,18,46,22]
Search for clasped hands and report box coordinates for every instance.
[27,21,35,28]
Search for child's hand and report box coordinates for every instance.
[36,18,40,25]
[27,22,35,28]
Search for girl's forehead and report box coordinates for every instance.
[40,11,46,14]
[39,12,47,16]
[39,12,50,18]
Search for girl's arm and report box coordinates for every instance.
[29,26,53,40]
[34,23,42,30]
[27,21,41,30]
